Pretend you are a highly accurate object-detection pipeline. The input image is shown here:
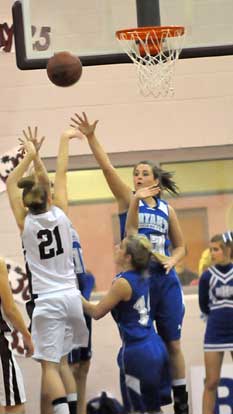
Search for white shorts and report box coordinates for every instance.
[0,333,26,406]
[31,289,89,363]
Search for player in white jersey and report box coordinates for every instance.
[70,113,188,414]
[0,257,34,413]
[6,136,88,414]
[18,127,81,414]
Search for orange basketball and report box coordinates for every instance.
[46,51,83,87]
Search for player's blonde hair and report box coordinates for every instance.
[124,234,157,272]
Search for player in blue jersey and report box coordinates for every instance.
[54,128,96,414]
[68,270,95,414]
[199,233,233,414]
[82,234,171,413]
[69,229,95,414]
[70,112,188,414]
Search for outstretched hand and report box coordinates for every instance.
[70,112,98,138]
[19,126,45,153]
[18,135,37,159]
[134,184,160,200]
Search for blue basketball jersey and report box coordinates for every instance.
[71,227,86,276]
[112,271,153,344]
[119,197,171,255]
[118,198,184,343]
[119,211,127,240]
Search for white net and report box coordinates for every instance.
[116,26,185,97]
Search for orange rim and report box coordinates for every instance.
[116,26,185,41]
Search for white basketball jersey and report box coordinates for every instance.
[22,206,77,294]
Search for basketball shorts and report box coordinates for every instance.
[68,313,92,364]
[0,333,26,407]
[25,299,35,332]
[118,332,172,413]
[31,289,89,363]
[149,262,185,342]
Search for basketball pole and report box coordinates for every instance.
[136,0,161,27]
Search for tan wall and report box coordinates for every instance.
[1,53,233,158]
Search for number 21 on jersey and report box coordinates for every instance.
[37,226,64,259]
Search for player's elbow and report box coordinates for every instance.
[92,306,107,320]
[92,309,103,320]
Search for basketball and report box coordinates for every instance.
[46,51,83,87]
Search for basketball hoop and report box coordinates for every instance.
[116,26,185,97]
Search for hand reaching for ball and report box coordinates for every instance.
[70,112,98,139]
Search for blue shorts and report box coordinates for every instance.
[118,332,172,412]
[68,313,92,364]
[149,262,185,342]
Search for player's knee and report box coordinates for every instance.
[80,359,91,375]
[167,339,182,356]
[5,403,25,413]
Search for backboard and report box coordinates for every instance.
[12,0,233,70]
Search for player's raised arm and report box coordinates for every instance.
[70,112,132,213]
[21,126,51,197]
[6,138,36,231]
[53,127,82,214]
